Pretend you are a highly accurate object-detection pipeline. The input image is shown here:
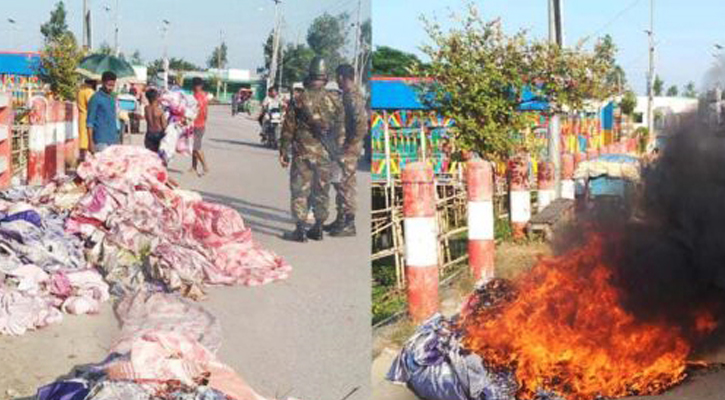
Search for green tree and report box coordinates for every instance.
[207,42,228,69]
[593,35,626,95]
[40,1,72,42]
[148,57,200,77]
[683,81,697,98]
[96,41,113,55]
[372,46,423,77]
[39,33,82,100]
[38,1,81,100]
[619,90,637,116]
[130,50,143,65]
[306,12,350,71]
[653,75,664,96]
[357,18,372,82]
[280,43,316,87]
[666,85,679,97]
[417,4,614,161]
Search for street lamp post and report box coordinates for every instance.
[162,19,170,90]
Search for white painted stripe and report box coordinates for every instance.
[45,124,55,146]
[562,180,576,200]
[510,190,531,223]
[29,125,45,151]
[56,122,66,143]
[468,200,494,240]
[404,217,438,267]
[0,125,8,142]
[537,189,556,213]
[0,156,7,174]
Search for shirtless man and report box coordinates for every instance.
[144,89,167,154]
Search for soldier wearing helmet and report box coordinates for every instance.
[279,57,345,242]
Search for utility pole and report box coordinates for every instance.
[353,0,362,84]
[548,0,564,198]
[114,0,120,56]
[278,24,285,90]
[82,0,92,50]
[646,0,655,142]
[217,30,224,100]
[162,19,170,90]
[268,0,282,90]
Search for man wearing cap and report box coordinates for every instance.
[279,57,344,242]
[325,64,369,237]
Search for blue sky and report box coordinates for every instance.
[373,0,725,95]
[0,0,370,71]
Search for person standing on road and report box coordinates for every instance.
[324,64,369,237]
[144,89,167,154]
[279,57,345,242]
[86,72,119,154]
[77,79,97,160]
[190,77,210,176]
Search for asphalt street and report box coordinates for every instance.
[0,105,372,400]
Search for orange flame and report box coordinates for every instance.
[461,234,714,400]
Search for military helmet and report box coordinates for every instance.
[308,57,328,80]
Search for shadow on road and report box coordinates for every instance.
[198,191,293,237]
[210,138,269,150]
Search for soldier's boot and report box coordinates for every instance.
[307,221,324,241]
[330,214,356,237]
[323,213,344,232]
[283,222,308,242]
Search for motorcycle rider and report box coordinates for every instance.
[259,86,284,147]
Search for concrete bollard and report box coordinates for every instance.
[466,160,495,283]
[402,162,439,322]
[537,161,555,213]
[64,102,78,170]
[28,97,47,186]
[508,155,530,239]
[561,153,575,200]
[55,101,66,177]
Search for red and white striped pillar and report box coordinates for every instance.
[508,155,530,239]
[574,152,586,168]
[28,97,47,186]
[466,160,495,283]
[0,92,11,189]
[43,101,58,181]
[55,101,66,177]
[64,102,77,170]
[561,153,575,200]
[537,161,555,213]
[402,162,439,322]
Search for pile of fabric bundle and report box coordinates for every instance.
[35,291,289,400]
[0,198,109,335]
[66,146,290,298]
[158,90,200,164]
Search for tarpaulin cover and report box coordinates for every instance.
[573,154,640,182]
[370,78,549,111]
[0,52,41,76]
[387,314,517,400]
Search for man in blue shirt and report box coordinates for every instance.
[87,71,119,153]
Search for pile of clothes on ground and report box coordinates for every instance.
[0,145,291,336]
[387,280,561,400]
[35,291,287,400]
[158,90,200,164]
[0,194,109,335]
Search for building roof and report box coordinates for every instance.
[370,76,549,111]
[0,52,41,76]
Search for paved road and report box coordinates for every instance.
[0,105,372,400]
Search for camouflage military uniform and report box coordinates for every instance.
[332,86,369,215]
[280,87,345,225]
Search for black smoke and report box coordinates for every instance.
[555,114,725,348]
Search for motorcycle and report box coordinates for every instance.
[262,107,283,149]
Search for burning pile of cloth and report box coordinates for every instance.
[0,197,109,335]
[389,234,709,400]
[158,90,200,164]
[63,145,291,298]
[34,291,293,400]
